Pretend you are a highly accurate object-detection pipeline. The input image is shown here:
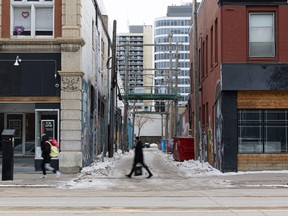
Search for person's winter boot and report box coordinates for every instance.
[146,168,153,178]
[147,173,153,178]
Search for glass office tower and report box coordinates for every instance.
[154,4,192,106]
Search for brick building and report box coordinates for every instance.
[0,0,112,173]
[190,0,288,172]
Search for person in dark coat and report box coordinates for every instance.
[126,136,153,178]
[40,134,60,179]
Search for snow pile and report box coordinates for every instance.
[60,151,132,189]
[79,151,129,177]
[162,153,223,177]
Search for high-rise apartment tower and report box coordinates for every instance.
[117,25,153,110]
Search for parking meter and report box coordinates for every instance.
[2,129,15,181]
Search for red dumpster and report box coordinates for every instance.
[173,137,194,161]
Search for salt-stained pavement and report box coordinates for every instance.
[1,147,288,189]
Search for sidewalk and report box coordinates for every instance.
[0,172,77,188]
[1,156,288,189]
[0,156,77,187]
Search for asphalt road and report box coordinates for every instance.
[1,148,288,215]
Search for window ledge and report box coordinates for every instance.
[0,37,85,47]
[248,57,278,63]
[0,38,59,46]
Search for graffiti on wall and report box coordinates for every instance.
[215,98,223,170]
[82,81,93,167]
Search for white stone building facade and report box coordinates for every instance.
[0,0,112,173]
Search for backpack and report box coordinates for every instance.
[47,141,59,158]
[51,138,59,148]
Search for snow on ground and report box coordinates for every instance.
[78,151,131,177]
[60,148,288,189]
[60,151,133,189]
[72,149,222,179]
[161,152,222,177]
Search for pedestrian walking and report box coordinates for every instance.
[126,136,153,178]
[40,134,61,179]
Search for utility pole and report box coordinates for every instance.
[132,71,136,139]
[168,33,174,139]
[161,114,163,138]
[165,113,169,139]
[193,0,200,160]
[123,45,129,153]
[173,44,179,137]
[108,20,117,158]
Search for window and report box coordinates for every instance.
[202,104,205,126]
[214,18,218,64]
[200,41,204,79]
[210,26,214,68]
[205,102,208,125]
[238,110,263,153]
[249,12,275,57]
[205,36,208,76]
[238,110,288,154]
[264,110,287,153]
[11,0,54,37]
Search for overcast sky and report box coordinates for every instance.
[100,0,192,33]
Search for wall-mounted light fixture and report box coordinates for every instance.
[12,55,58,79]
[14,55,22,66]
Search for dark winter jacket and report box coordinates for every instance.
[134,140,144,163]
[41,135,51,163]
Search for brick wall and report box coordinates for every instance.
[1,0,9,38]
[1,1,62,38]
[195,0,221,134]
[222,5,288,63]
[238,154,288,171]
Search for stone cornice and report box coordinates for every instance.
[57,38,85,47]
[58,71,85,77]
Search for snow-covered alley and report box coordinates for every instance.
[60,147,288,190]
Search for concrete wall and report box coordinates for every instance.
[59,0,111,173]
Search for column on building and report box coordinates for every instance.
[58,0,85,173]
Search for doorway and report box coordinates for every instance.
[35,109,60,158]
[7,114,24,155]
[3,113,35,156]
